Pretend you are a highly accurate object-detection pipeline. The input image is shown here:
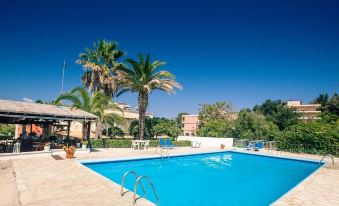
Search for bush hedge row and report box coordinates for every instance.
[277,121,339,156]
[90,139,191,148]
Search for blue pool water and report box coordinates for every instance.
[83,152,319,206]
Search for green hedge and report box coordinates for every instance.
[277,121,339,156]
[90,139,191,148]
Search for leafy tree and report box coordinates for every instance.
[129,118,157,139]
[198,101,233,126]
[100,112,127,138]
[175,112,189,127]
[197,119,233,137]
[277,121,339,155]
[0,124,15,136]
[153,120,181,138]
[76,40,126,97]
[233,110,279,140]
[103,126,125,138]
[253,99,299,130]
[313,93,329,109]
[328,93,339,116]
[35,99,60,105]
[116,54,182,139]
[313,93,339,123]
[129,117,180,139]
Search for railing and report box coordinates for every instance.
[133,175,160,206]
[319,154,335,166]
[120,171,145,197]
[160,147,169,159]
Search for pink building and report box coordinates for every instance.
[181,115,199,136]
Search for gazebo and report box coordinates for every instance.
[0,99,98,153]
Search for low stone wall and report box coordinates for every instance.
[177,136,233,148]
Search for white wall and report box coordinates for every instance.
[177,136,233,148]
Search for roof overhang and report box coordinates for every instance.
[0,99,98,124]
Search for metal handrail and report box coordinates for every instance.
[121,171,146,197]
[160,147,169,159]
[319,154,335,166]
[133,175,160,206]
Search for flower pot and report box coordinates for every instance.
[44,145,51,151]
[220,144,225,149]
[63,146,76,159]
[66,150,75,159]
[82,144,87,149]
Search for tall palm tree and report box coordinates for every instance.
[116,53,182,139]
[55,87,124,140]
[76,40,126,97]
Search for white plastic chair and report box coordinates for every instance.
[131,140,139,149]
[192,141,201,148]
[144,140,150,150]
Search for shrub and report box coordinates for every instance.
[103,127,125,138]
[277,121,339,156]
[129,117,181,139]
[197,119,233,137]
[232,110,279,141]
[90,139,191,148]
[0,124,15,136]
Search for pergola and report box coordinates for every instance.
[0,99,98,149]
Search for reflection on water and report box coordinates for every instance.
[202,154,232,168]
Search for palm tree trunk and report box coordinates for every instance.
[82,122,88,141]
[138,91,148,140]
[94,120,103,139]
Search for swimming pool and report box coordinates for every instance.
[82,151,320,206]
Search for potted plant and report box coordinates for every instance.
[44,142,51,151]
[220,144,225,149]
[82,140,88,149]
[63,145,76,159]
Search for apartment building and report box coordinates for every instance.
[284,100,321,120]
[181,115,199,136]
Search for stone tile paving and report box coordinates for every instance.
[0,160,20,206]
[272,154,339,206]
[12,156,152,206]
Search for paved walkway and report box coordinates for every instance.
[0,161,20,206]
[0,147,338,206]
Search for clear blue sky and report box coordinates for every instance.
[0,0,338,118]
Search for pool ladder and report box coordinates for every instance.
[160,147,169,159]
[155,146,170,159]
[121,171,160,206]
[319,154,334,166]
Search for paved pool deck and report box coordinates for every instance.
[0,147,338,206]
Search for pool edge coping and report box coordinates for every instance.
[74,160,155,206]
[78,148,324,205]
[78,148,322,165]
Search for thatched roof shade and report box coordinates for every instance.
[0,99,97,124]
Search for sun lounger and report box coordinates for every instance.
[253,142,264,151]
[159,138,166,148]
[246,142,256,150]
[246,141,264,151]
[165,138,175,149]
